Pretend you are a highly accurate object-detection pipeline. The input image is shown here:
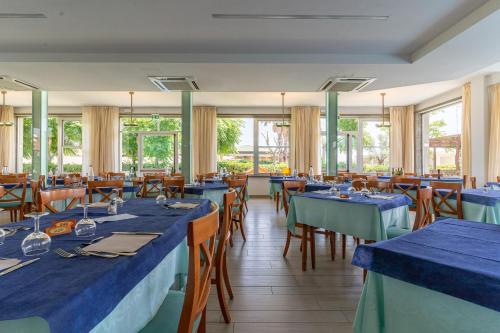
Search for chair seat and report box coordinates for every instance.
[140,290,186,333]
[0,201,22,208]
[386,226,411,239]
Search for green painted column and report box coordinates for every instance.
[31,90,48,179]
[181,91,193,183]
[325,91,338,175]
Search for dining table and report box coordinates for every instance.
[352,218,500,333]
[0,198,211,333]
[286,191,412,241]
[184,182,229,208]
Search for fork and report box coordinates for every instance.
[73,247,119,258]
[54,248,78,258]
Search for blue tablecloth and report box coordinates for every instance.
[378,176,462,183]
[305,183,351,192]
[184,183,228,195]
[436,189,500,207]
[352,218,500,312]
[299,192,412,212]
[0,198,211,333]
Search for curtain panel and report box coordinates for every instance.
[389,105,415,172]
[82,106,120,175]
[290,106,321,174]
[193,106,217,176]
[461,82,472,177]
[488,84,500,181]
[0,105,15,172]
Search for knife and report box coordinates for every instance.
[0,258,40,277]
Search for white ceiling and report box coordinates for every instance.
[0,0,499,107]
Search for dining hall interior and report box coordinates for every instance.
[1,1,500,333]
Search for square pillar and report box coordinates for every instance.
[181,91,193,183]
[31,91,48,178]
[470,77,488,185]
[326,91,338,175]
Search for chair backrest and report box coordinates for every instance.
[0,176,27,204]
[497,176,500,183]
[107,172,126,180]
[30,180,42,211]
[217,190,236,263]
[323,175,345,183]
[269,172,283,177]
[162,178,185,198]
[0,186,3,198]
[354,175,368,180]
[195,174,205,182]
[88,180,124,203]
[462,175,468,188]
[404,172,416,176]
[142,175,163,197]
[172,172,183,177]
[367,181,390,193]
[351,179,364,191]
[390,177,421,204]
[63,175,84,186]
[39,188,86,213]
[430,181,463,219]
[227,179,247,212]
[282,180,306,216]
[178,204,219,333]
[297,172,307,178]
[205,172,217,178]
[9,173,28,178]
[470,176,477,189]
[414,188,433,231]
[367,176,378,181]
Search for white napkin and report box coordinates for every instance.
[0,259,21,271]
[83,234,158,253]
[168,202,199,209]
[313,190,332,195]
[88,202,110,208]
[368,195,394,200]
[94,214,138,224]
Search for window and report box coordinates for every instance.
[257,120,289,174]
[361,121,389,173]
[18,117,59,173]
[120,117,181,172]
[421,102,462,175]
[62,120,83,172]
[217,118,254,174]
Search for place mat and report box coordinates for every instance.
[168,202,200,209]
[83,233,159,253]
[94,214,138,224]
[0,259,21,271]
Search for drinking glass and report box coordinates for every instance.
[75,204,96,237]
[21,212,51,256]
[0,228,5,245]
[482,184,490,193]
[112,188,124,207]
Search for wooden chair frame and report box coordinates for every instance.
[413,188,433,231]
[107,172,126,180]
[162,178,185,198]
[227,179,247,242]
[366,181,390,193]
[390,177,421,208]
[323,175,345,183]
[0,176,27,221]
[39,188,86,213]
[430,181,463,219]
[142,175,163,198]
[88,180,124,203]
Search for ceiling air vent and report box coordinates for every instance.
[0,75,39,90]
[319,77,375,92]
[148,76,199,92]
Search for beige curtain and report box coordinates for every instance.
[290,106,321,174]
[389,105,415,172]
[193,106,217,175]
[0,105,15,171]
[488,84,500,181]
[82,106,119,175]
[461,83,471,177]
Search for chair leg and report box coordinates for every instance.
[283,231,292,257]
[342,234,347,259]
[222,252,234,299]
[275,193,280,212]
[329,231,336,261]
[310,227,316,270]
[197,307,207,333]
[238,211,246,241]
[301,225,308,272]
[215,256,231,323]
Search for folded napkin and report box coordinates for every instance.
[88,202,110,208]
[367,194,395,200]
[313,190,333,195]
[0,259,21,271]
[168,202,199,209]
[94,214,138,224]
[83,234,158,253]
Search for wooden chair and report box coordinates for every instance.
[413,188,433,231]
[204,172,217,178]
[38,188,86,213]
[212,190,236,323]
[63,175,85,186]
[142,175,164,198]
[269,172,283,177]
[227,179,247,242]
[366,181,390,193]
[389,177,421,210]
[29,180,42,212]
[297,172,307,178]
[470,176,477,189]
[0,176,27,221]
[462,175,468,188]
[404,172,416,176]
[323,175,345,183]
[107,172,126,180]
[367,175,378,181]
[140,204,219,333]
[430,181,463,219]
[88,180,124,203]
[195,174,205,183]
[351,179,364,191]
[354,175,368,180]
[162,178,185,198]
[497,176,500,183]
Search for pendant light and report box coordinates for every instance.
[376,92,390,128]
[123,91,138,127]
[0,91,14,127]
[275,92,290,128]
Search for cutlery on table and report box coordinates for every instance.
[0,258,40,277]
[111,231,163,236]
[74,247,128,258]
[81,236,105,246]
[54,248,78,258]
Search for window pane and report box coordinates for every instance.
[258,120,289,174]
[362,121,389,173]
[62,120,83,173]
[217,118,254,174]
[422,103,462,175]
[22,118,32,173]
[48,117,58,174]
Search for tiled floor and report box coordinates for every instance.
[207,198,362,333]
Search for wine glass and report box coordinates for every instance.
[0,228,5,245]
[75,204,96,237]
[21,212,51,256]
[112,188,124,207]
[347,186,356,194]
[360,180,370,194]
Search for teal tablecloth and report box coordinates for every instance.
[185,189,227,208]
[286,195,410,241]
[354,272,500,333]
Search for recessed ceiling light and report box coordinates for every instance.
[0,13,46,19]
[212,14,388,20]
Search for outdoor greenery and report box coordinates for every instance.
[217,119,243,155]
